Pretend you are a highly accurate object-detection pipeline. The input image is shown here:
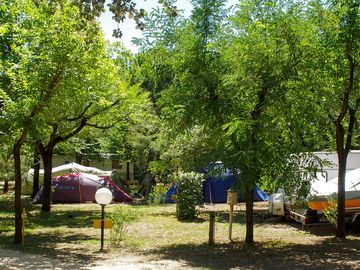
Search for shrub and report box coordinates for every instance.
[108,206,139,247]
[175,172,203,220]
[323,197,337,225]
[147,184,168,205]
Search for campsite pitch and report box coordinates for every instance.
[0,197,359,269]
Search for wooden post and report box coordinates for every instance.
[227,191,237,241]
[209,212,215,245]
[229,204,234,240]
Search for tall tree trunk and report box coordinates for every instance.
[31,148,41,199]
[13,132,28,244]
[245,183,254,243]
[3,160,10,193]
[41,148,53,213]
[11,67,60,243]
[333,0,359,239]
[335,124,348,238]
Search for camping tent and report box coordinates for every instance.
[32,173,132,203]
[203,173,269,203]
[163,162,269,204]
[238,186,271,202]
[202,161,269,203]
[22,163,112,195]
[203,172,235,203]
[164,183,177,203]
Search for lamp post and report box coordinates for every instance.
[95,187,113,252]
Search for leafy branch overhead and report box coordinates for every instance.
[76,0,179,38]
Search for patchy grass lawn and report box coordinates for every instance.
[1,194,360,269]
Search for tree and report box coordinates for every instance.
[0,0,142,243]
[308,0,360,238]
[1,0,57,244]
[31,147,41,198]
[132,0,184,50]
[75,0,178,38]
[157,0,326,243]
[0,144,13,194]
[220,0,331,243]
[30,44,145,212]
[158,0,228,134]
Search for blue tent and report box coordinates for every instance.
[165,162,270,204]
[203,176,269,203]
[203,172,235,203]
[237,185,270,202]
[203,164,269,203]
[164,183,177,203]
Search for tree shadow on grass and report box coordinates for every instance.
[285,220,337,236]
[152,238,360,270]
[1,231,101,269]
[27,210,100,229]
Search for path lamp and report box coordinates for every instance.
[95,187,113,252]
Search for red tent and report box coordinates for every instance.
[32,173,132,203]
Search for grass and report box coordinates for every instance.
[1,194,360,269]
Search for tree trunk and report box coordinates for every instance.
[41,148,53,213]
[245,183,254,243]
[83,159,89,166]
[75,154,82,164]
[3,179,9,194]
[126,162,130,181]
[336,125,348,238]
[13,140,24,244]
[3,159,10,193]
[31,148,41,199]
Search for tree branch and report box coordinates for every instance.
[26,69,63,126]
[86,119,122,129]
[86,99,120,119]
[66,102,93,121]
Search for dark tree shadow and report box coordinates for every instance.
[152,238,360,270]
[1,232,101,269]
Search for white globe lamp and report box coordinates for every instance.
[95,187,113,205]
[95,187,112,252]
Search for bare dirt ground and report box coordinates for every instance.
[0,248,188,270]
[1,233,360,270]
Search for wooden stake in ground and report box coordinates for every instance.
[229,204,234,240]
[209,212,215,245]
[227,191,238,241]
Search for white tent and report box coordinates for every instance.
[27,163,112,178]
[22,163,112,195]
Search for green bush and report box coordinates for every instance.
[323,197,337,225]
[108,206,139,247]
[147,184,168,205]
[175,172,203,220]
